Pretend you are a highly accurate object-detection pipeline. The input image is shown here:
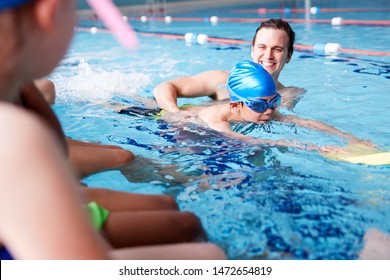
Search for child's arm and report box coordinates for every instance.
[208,118,317,150]
[278,114,374,146]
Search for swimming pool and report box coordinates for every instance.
[51,0,390,259]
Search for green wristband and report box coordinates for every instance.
[87,201,110,230]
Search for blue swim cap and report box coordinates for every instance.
[228,60,277,102]
[0,0,33,10]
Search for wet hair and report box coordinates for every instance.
[251,18,295,58]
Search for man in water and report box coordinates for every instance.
[153,18,303,112]
[153,60,371,149]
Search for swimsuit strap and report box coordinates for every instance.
[0,246,14,260]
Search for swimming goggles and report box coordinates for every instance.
[230,90,281,113]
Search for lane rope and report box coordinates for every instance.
[233,8,390,14]
[125,16,390,26]
[75,27,390,57]
[81,15,390,26]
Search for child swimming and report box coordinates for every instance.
[157,60,298,146]
[151,60,374,150]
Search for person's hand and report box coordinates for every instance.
[359,228,390,260]
[319,145,346,153]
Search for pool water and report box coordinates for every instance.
[51,0,390,259]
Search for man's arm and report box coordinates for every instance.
[153,70,229,113]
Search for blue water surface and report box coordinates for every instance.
[51,0,390,259]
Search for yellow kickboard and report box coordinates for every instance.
[322,144,390,166]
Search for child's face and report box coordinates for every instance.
[241,104,274,123]
[240,93,279,123]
